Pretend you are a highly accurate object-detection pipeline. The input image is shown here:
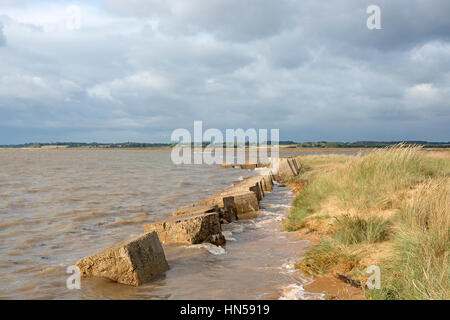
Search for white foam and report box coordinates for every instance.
[246,221,263,229]
[280,262,296,274]
[279,284,325,300]
[223,223,244,234]
[222,231,236,241]
[252,216,282,228]
[266,203,291,209]
[279,284,307,300]
[184,243,227,255]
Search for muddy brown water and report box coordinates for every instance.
[0,149,325,299]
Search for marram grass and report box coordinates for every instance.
[287,145,449,299]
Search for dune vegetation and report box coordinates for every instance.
[284,145,449,300]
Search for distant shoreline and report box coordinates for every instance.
[1,141,449,150]
[1,146,448,152]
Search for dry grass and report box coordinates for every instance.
[370,179,449,300]
[286,146,449,300]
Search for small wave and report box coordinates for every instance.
[108,217,135,227]
[279,283,325,300]
[222,223,244,234]
[279,260,298,274]
[245,221,263,229]
[0,218,25,231]
[222,231,236,241]
[266,203,291,209]
[279,284,303,300]
[279,284,307,300]
[253,216,282,227]
[34,266,59,276]
[184,243,227,255]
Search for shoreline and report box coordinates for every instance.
[73,155,312,297]
[284,179,366,300]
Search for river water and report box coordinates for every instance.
[0,149,323,300]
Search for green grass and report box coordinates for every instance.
[333,215,392,245]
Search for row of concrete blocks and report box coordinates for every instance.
[221,157,301,179]
[220,161,268,170]
[74,156,302,286]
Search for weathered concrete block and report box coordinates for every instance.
[223,192,259,216]
[218,205,238,223]
[240,163,257,170]
[221,162,233,168]
[293,157,302,172]
[232,176,265,200]
[277,158,298,180]
[173,204,219,217]
[288,158,299,176]
[257,162,268,168]
[75,232,169,286]
[143,213,225,246]
[259,181,265,197]
[238,211,264,220]
[249,183,263,201]
[262,175,273,191]
[291,157,299,171]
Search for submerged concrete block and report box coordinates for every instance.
[75,232,169,286]
[257,162,268,168]
[143,212,225,246]
[239,163,257,170]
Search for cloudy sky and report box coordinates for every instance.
[0,0,449,144]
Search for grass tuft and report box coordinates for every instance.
[296,240,362,276]
[333,215,392,245]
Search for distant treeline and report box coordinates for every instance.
[0,141,297,148]
[296,141,450,148]
[1,141,449,149]
[0,142,173,148]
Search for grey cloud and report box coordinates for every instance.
[0,22,6,46]
[0,1,449,144]
[103,0,298,42]
[291,0,450,51]
[103,0,450,48]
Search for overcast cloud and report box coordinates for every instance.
[0,0,449,144]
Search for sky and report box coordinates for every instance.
[0,0,449,144]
